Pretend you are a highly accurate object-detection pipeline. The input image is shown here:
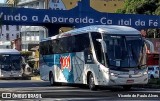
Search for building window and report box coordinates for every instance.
[104,4,106,6]
[6,33,9,41]
[2,34,3,36]
[6,46,9,49]
[12,34,14,36]
[36,2,39,7]
[55,8,60,10]
[16,26,19,31]
[16,33,19,38]
[6,25,9,30]
[30,4,33,8]
[70,2,72,5]
[114,4,117,6]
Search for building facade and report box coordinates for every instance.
[47,0,125,12]
[11,38,21,51]
[0,2,21,49]
[16,0,47,51]
[0,25,21,49]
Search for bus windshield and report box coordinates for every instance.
[103,35,145,68]
[0,54,21,71]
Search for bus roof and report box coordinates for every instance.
[41,25,140,42]
[0,49,20,54]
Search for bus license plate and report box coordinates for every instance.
[126,80,134,83]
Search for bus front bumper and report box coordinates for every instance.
[108,74,148,85]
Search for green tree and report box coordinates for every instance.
[117,0,160,38]
[117,0,160,15]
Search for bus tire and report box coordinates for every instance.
[150,75,154,79]
[123,85,132,90]
[88,73,97,90]
[49,72,54,86]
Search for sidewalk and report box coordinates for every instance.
[31,76,41,81]
[21,75,41,81]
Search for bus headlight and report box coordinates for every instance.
[110,72,118,76]
[143,71,147,75]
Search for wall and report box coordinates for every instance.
[90,0,125,13]
[48,0,125,12]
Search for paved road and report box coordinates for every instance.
[0,80,160,100]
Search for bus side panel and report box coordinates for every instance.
[40,55,54,81]
[72,52,85,84]
[54,54,67,82]
[54,53,74,83]
[54,52,85,84]
[84,64,104,85]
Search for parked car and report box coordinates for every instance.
[148,66,159,79]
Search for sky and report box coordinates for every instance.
[0,0,5,3]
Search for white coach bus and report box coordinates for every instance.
[0,49,22,78]
[39,25,148,90]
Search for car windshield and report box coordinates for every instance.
[0,54,21,71]
[103,34,145,68]
[148,67,154,71]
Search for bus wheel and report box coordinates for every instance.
[150,75,154,79]
[123,85,132,90]
[88,73,97,90]
[49,73,54,86]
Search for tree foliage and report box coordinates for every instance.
[117,0,160,15]
[116,0,160,38]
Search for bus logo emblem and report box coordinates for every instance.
[60,56,71,71]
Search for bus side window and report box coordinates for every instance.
[47,40,52,54]
[95,40,104,64]
[52,39,60,54]
[68,36,74,52]
[84,43,92,54]
[52,40,57,54]
[44,41,48,55]
[40,42,44,55]
[91,32,105,65]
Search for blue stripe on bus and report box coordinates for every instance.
[42,55,54,67]
[54,53,75,83]
[42,53,75,83]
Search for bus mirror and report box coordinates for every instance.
[96,39,107,53]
